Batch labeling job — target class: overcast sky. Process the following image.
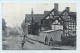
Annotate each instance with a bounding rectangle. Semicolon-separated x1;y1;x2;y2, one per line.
2;3;76;27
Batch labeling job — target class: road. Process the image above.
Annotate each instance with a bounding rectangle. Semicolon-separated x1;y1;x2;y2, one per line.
4;35;22;50
3;35;76;50
3;35;51;50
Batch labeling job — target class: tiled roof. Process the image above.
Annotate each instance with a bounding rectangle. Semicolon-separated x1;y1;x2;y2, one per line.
25;14;44;22
25;10;76;23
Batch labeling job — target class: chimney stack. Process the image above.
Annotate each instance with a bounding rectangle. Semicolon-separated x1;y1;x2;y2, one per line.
54;3;58;15
66;7;70;12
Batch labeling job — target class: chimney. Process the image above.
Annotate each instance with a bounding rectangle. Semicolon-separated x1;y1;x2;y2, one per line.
66;7;70;12
54;3;58;15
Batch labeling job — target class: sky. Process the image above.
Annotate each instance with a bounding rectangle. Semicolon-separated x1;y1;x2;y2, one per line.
2;3;76;27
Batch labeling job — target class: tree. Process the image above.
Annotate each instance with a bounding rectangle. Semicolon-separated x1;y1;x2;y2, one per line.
21;19;28;33
21;19;39;35
2;18;6;30
21;20;26;32
33;22;39;34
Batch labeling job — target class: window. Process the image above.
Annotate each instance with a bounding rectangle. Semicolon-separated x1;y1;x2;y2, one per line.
52;12;54;15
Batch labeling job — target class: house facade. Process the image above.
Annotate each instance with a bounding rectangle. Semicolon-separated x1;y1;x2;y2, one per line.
25;3;76;37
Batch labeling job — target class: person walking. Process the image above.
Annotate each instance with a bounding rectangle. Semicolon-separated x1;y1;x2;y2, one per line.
21;34;26;49
45;36;48;45
21;39;25;48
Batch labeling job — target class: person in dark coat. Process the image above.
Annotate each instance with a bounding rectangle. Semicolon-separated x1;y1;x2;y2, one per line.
49;37;54;46
21;39;25;48
21;34;26;48
45;36;48;45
